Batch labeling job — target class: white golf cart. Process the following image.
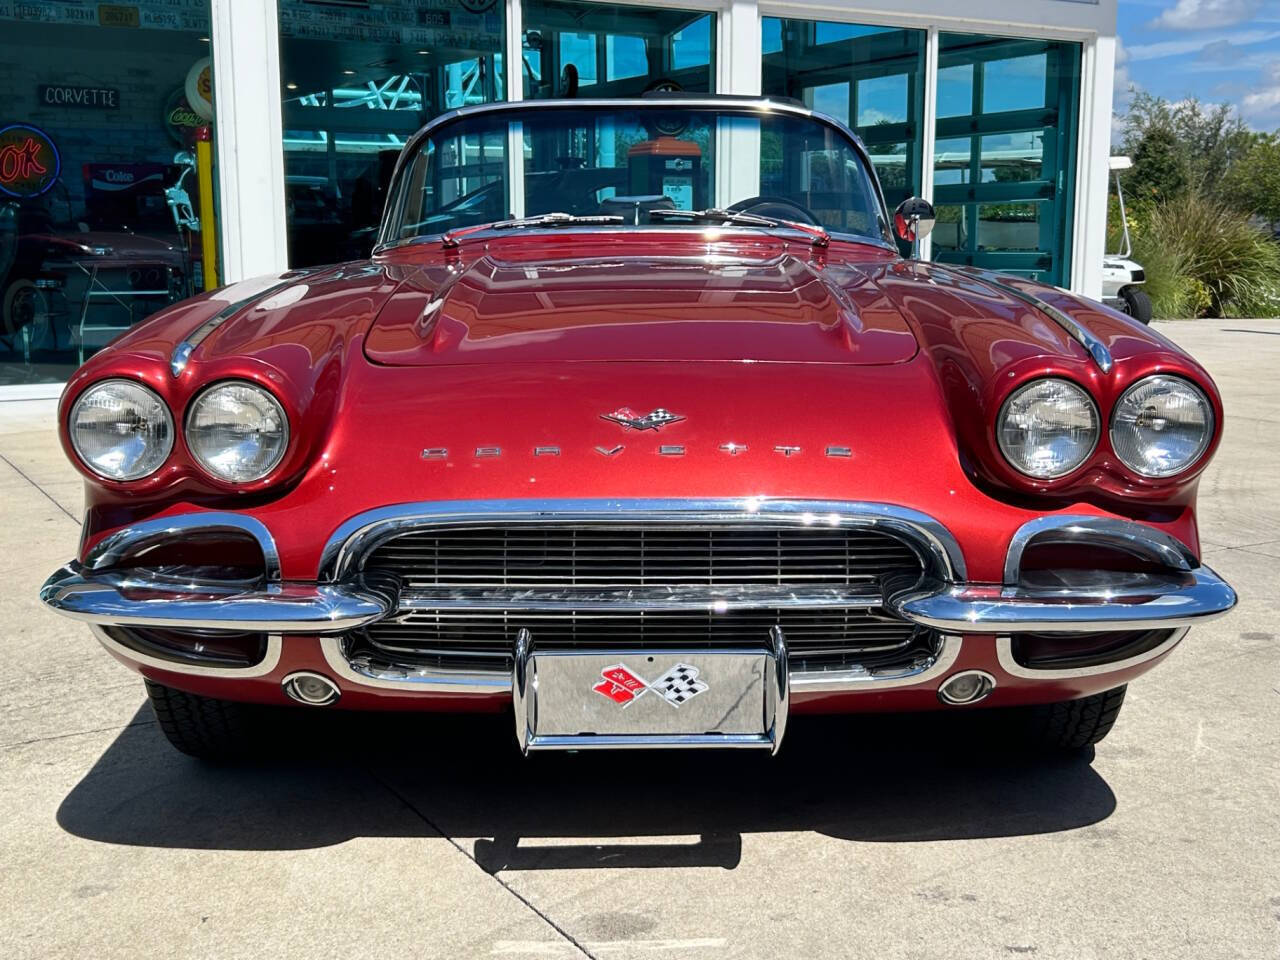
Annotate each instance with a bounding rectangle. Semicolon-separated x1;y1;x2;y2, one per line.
1102;155;1151;324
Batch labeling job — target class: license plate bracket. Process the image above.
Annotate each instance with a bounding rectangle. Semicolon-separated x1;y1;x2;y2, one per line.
512;627;788;753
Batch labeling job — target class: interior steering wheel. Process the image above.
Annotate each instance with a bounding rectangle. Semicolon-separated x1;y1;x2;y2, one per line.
727;196;821;225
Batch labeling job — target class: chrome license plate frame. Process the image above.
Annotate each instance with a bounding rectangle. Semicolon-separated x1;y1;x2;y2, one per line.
512;627;788;753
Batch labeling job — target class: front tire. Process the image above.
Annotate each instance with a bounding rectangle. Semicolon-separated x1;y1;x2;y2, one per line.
144;680;264;761
1019;686;1128;750
1120;287;1153;324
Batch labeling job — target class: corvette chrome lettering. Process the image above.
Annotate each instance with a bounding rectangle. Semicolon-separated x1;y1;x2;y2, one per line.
421;442;854;460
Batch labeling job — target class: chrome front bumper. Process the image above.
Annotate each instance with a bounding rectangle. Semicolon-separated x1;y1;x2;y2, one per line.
40;502;1238;691
40;564;1235;637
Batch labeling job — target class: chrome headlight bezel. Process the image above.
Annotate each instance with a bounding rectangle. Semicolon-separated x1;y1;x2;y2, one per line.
184;380;290;484
1110;375;1214;479
996;377;1101;480
68;378;175;482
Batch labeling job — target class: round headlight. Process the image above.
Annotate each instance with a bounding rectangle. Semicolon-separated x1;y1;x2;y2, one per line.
1110;375;1213;478
997;378;1099;479
69;379;174;481
186;382;288;483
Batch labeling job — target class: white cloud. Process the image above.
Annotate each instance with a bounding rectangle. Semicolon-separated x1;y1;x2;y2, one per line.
1241;62;1280;125
1126;29;1280;61
1112;38;1139;142
1151;0;1262;30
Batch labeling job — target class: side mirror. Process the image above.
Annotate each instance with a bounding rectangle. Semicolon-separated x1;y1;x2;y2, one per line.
893;197;936;255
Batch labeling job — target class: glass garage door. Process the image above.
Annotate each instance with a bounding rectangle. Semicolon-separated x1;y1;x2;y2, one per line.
522;0;715;99
931;34;1082;286
762;19;926;218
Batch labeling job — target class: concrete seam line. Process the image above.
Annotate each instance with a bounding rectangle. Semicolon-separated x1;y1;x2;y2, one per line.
0;718;156;752
0;452;79;525
367;768;598;960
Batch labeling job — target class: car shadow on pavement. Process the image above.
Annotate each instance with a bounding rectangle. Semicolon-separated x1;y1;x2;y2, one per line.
57;703;1116;869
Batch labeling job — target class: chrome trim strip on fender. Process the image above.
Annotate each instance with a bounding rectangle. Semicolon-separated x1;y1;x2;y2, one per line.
84;512;283;581
40;565;388;633
932;264;1115;374
90;625;284;678
170;277;300;377
891;566;1236;634
1003;515;1197;585
995;627;1190;679
318;497;967;584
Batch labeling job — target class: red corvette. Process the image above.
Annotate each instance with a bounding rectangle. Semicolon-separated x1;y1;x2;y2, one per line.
40;98;1235;758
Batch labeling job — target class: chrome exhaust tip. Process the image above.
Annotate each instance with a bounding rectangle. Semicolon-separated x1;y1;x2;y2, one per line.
938;670;995;706
282;671;341;706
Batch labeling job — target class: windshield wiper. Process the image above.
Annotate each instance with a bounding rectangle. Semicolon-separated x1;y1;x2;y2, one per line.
649;207;829;244
491;212;625;230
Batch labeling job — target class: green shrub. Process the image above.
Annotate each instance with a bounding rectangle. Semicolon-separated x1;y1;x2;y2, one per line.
1129;193;1280;318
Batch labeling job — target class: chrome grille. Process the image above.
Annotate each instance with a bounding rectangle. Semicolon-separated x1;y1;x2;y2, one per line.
363;525;922;588
357;521;932;673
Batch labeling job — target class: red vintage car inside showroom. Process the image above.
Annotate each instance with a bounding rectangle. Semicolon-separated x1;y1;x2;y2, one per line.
39;97;1236;759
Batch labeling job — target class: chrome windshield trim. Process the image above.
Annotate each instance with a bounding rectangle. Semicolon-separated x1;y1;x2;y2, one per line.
40;565;388;633
318;498;967;584
995;627;1189;680
84;513;282;581
1004;515;1197;585
890;566;1235;634
932;264;1114;374
91;625;284;678
374;97;894;253
396;583;886;613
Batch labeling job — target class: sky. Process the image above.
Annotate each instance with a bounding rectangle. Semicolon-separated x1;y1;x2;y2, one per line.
1117;0;1280;131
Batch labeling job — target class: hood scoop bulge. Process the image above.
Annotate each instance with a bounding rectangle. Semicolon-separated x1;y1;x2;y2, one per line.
364;247;918;366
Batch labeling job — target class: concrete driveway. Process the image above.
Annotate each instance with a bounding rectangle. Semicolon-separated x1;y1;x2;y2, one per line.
1;320;1276;959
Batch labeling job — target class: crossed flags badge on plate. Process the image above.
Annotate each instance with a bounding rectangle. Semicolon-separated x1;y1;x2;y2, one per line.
592;662;709;708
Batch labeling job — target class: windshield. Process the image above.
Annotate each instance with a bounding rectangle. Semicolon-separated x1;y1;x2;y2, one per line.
380;104;890;246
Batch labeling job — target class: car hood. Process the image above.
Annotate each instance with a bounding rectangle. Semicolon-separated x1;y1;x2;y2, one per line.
363;237;918;366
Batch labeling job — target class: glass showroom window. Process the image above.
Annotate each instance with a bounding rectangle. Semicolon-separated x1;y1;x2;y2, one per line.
762;17;925;231
931;34;1081;286
0;4;218;387
277;0;507;268
522;0;715;99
